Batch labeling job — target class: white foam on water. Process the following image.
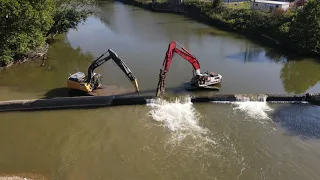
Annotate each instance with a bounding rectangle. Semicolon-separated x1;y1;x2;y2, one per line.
232;101;273;120
231;95;274;123
146;96;249;176
146;96;216;151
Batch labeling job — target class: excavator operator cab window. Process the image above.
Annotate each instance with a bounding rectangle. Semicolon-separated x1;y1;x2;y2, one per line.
91;74;102;88
209;72;219;77
69;72;86;82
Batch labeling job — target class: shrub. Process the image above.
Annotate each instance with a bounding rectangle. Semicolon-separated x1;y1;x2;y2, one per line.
288;0;320;54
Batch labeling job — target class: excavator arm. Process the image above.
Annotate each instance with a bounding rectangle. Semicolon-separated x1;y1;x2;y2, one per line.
156;41;202;97
86;49;139;92
108;49;139;92
86;50;112;83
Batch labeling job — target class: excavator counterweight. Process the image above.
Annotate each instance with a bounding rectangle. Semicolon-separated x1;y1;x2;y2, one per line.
67;49;139;96
156;41;222;97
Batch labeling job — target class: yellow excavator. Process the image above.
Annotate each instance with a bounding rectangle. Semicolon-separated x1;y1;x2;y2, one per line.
67;49;139;95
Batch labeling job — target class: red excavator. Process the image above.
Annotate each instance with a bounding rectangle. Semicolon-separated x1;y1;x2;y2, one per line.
156;41;223;97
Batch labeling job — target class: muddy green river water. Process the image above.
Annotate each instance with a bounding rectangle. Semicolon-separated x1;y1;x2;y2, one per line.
0;1;320;180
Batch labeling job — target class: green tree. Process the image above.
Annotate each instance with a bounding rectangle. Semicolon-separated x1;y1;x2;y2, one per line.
0;0;94;67
47;0;95;39
212;0;222;8
288;0;320;55
0;0;55;66
47;8;91;39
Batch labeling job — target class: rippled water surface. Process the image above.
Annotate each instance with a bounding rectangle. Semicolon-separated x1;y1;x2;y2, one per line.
1;98;320;180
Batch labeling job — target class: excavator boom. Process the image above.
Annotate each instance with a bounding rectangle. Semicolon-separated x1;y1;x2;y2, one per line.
161;41;201;75
86;49;139;92
156;41;202;97
86;50;111;83
108;49;139;92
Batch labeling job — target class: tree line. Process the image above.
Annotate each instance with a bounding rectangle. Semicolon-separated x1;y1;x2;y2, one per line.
1;0;319;68
196;0;320;56
0;0;94;67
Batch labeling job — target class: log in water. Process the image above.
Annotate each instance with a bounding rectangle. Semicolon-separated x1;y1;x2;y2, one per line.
0;93;319;112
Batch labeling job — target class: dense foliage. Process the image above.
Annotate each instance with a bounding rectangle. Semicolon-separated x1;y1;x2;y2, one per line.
288;0;320;54
48;8;91;39
0;0;93;67
0;0;54;65
212;0;221;8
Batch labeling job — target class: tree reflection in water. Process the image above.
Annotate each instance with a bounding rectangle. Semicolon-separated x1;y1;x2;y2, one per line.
226;40;320;94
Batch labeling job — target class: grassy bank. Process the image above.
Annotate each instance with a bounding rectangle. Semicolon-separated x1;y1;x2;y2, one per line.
119;0;320;57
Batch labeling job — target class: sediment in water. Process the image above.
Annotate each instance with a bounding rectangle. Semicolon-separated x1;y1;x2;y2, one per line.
0;93;319;112
0;173;47;180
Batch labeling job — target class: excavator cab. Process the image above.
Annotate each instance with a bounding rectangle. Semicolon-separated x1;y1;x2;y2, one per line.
91;73;103;89
67;49;139;95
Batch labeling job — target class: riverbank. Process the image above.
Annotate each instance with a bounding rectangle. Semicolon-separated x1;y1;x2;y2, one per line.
117;0;319;57
0;43;49;70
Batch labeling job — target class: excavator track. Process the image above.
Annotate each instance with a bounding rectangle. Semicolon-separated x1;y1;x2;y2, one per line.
185;85;220;91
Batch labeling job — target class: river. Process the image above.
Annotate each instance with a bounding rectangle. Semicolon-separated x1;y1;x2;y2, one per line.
0;1;320;179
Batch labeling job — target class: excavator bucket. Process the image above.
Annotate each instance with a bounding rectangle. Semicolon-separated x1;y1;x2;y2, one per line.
132;79;140;92
156;69;165;97
156;80;162;97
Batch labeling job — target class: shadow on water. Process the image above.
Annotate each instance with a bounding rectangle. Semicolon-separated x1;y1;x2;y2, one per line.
43;81;220;99
225;47;272;64
44;87;72;99
271;104;320;140
225;42;288;64
43;87;155;99
43;86;142;99
43;87;144;99
43;86;159;99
